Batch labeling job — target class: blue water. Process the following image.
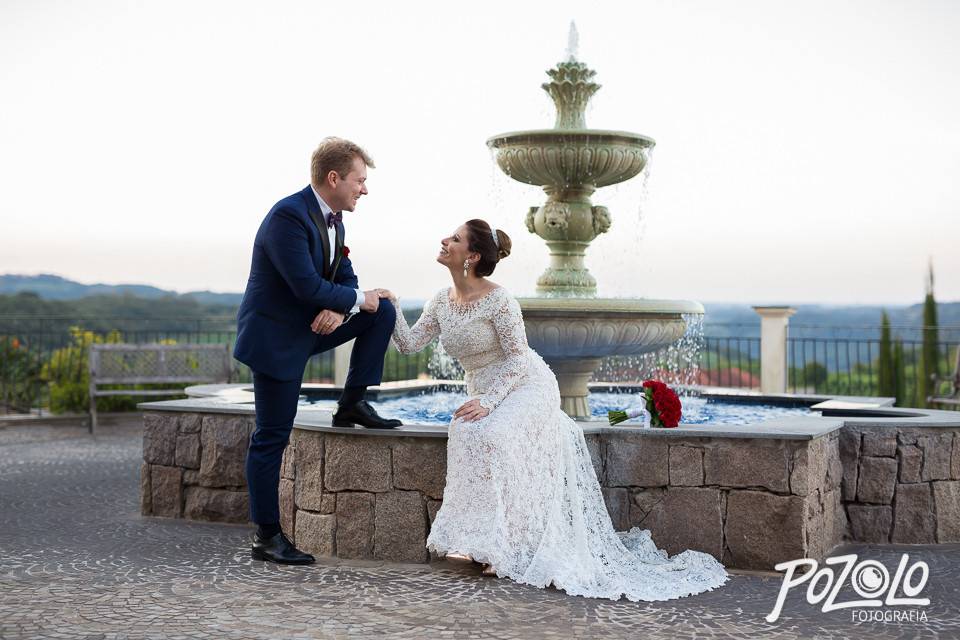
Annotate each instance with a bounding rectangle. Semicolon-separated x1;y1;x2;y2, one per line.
306;391;813;426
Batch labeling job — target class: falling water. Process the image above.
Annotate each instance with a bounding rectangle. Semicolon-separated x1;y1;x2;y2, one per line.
592;313;705;394
427;341;464;380
565;21;580;62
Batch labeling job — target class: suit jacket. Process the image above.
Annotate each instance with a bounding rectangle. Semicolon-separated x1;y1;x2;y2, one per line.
234;185;360;380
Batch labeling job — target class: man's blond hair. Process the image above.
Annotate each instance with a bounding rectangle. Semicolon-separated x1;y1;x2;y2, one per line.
310;137;375;189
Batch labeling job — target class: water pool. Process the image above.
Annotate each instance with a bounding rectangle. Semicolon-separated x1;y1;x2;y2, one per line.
304;391;814;426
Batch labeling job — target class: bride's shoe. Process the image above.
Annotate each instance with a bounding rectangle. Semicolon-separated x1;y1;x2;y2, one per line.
481;564;498;577
445;552;474;563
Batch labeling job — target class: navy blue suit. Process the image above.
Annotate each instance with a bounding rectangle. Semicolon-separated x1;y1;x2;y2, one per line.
234;185;396;525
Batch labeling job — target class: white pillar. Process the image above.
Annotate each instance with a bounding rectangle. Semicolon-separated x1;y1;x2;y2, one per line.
334;339;354;387
753;306;797;394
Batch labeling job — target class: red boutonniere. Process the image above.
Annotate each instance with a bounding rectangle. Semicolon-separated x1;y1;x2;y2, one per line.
342;246;350;258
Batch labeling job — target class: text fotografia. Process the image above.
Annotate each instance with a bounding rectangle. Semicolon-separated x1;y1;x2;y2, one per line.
766;553;929;624
850;609;928;624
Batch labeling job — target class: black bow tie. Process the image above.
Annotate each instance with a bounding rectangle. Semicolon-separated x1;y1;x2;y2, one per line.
326;211;342;228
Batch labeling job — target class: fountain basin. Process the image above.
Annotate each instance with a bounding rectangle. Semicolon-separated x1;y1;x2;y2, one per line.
519;297;704;417
487;129;655;188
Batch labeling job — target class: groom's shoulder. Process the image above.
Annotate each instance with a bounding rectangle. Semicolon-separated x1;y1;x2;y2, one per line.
270;186;312;213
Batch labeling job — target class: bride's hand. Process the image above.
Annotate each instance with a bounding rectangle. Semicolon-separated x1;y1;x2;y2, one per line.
454;399;489;422
374;288;396;301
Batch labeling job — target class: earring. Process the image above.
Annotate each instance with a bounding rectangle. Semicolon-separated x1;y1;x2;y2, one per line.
463;260;470;277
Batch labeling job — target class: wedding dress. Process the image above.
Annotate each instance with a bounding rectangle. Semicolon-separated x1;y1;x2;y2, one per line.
391;286;728;601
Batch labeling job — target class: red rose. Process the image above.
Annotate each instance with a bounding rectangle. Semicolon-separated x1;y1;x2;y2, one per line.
342;246;350;258
642;379;682;427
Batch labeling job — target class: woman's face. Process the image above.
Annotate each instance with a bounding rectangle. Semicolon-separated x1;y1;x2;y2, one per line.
438;224;476;269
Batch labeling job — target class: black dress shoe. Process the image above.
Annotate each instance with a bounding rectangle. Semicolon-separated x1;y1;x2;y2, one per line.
251;531;315;565
332;400;402;429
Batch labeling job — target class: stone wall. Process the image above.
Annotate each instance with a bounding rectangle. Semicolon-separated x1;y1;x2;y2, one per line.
840;426;960;544
140;410;960;571
592;432;844;570
141;412;253;522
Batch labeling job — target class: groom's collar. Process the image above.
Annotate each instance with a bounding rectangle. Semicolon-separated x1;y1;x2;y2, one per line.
310;185;334;217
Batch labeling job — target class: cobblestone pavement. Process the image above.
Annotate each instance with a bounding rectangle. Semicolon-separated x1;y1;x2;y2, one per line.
1;418;957;639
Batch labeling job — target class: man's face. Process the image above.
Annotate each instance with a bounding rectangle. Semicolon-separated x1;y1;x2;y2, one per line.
330;156;368;212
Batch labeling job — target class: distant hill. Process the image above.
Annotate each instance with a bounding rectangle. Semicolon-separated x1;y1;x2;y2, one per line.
702;302;960;340
1;273;957;340
0;274;243;306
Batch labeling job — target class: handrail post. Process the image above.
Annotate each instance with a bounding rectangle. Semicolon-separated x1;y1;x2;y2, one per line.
753;306;797;394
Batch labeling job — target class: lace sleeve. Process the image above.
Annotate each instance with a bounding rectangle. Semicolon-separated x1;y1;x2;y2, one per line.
476;291;529;412
392;292;441;354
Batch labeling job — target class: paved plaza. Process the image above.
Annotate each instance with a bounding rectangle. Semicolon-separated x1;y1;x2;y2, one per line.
0;417;957;639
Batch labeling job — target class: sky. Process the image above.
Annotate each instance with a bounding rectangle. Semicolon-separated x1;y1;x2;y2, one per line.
1;0;958;305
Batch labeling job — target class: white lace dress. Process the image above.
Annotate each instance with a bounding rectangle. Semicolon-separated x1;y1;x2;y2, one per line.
392;286;729;601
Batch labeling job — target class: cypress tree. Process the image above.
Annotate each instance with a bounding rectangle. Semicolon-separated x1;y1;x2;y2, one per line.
893;339;906;407
921;261;939;405
878;311;894;397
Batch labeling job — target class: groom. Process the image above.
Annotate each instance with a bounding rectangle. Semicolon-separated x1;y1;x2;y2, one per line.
234;137;401;565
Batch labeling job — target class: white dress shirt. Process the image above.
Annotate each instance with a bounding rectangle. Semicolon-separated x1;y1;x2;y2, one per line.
312;186;364;316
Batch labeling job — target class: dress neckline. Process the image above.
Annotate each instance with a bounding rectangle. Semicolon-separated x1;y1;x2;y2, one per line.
445;285;501;311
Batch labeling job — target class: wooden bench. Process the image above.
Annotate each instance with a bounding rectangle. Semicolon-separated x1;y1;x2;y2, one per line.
88;343;232;434
928;346;960;409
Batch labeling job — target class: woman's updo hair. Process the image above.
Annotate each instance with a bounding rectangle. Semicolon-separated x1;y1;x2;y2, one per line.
465;219;512;277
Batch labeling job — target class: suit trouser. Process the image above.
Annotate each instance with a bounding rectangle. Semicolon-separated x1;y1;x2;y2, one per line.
246;300;396;526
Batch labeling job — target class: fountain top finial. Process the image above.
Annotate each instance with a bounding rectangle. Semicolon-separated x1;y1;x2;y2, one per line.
565;21;579;62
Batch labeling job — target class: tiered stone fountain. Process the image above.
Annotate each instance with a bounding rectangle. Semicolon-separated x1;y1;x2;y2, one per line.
487;36;703;418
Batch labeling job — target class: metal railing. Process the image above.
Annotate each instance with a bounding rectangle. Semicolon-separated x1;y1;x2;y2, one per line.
1;315;956;414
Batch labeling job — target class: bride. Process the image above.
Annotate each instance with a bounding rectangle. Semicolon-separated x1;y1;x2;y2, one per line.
384;219;728;601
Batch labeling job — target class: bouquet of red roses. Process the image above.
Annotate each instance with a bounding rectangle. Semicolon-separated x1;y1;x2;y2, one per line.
607;380;682;428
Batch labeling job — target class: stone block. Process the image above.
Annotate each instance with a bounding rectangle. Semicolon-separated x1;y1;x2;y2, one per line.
898;445;922;483
198;415;252;487
175;433;201;469
724;490;805;571
932;481;960;543
669;446;703;487
183;486;249;523
919;433;952;481
281;444;295;480
825;435;843;491
321;494;336;514
856;457;897;504
627;487;666;531
892;483;935;543
150;464;183;518
374;491;428;563
324;434;391;493
279;478;295;535
143;413;178;466
336;492;375;559
294;431;325;511
140;462;152;515
604;434;668;487
427;500;442;527
602;487;630;531
178;413;202;434
839;428;861;502
862;431;897;457
584;435;604;483
392;438;447;499
703;440;790;493
295;511;336;557
656;487;723;559
847;505;892;543
953;434;960;479
183;469;199;485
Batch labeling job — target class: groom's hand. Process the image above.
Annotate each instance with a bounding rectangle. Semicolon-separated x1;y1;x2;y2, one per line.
454;399;490;422
360;290;380;313
311;310;344;335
